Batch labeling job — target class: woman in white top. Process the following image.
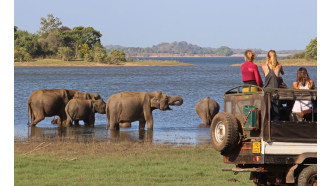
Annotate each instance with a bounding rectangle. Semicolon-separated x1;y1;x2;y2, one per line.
291;67;315;121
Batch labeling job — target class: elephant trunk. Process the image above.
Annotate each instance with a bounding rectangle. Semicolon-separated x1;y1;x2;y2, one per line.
168;96;183;106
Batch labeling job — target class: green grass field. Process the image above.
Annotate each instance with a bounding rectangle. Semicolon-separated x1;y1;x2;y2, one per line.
14;59;191;67
14;140;253;185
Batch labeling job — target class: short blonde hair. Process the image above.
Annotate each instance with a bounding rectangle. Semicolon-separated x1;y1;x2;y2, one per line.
244;50;256;61
267;50;279;71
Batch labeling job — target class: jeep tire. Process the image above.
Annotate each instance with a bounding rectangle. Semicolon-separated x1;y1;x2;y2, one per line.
297;165;317;186
210;112;239;155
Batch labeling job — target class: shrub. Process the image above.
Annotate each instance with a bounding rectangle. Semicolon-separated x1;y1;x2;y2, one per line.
305;37;317;60
293;51;306;59
107;49;126;64
84;52;94;62
57;47;74;61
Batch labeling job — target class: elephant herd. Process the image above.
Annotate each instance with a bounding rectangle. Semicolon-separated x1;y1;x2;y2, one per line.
27;89;220;130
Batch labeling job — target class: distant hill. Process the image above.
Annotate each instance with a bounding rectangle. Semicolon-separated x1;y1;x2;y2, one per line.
104;41;302;57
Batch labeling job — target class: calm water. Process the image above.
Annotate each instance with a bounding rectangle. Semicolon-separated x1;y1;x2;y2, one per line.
14;57;317;145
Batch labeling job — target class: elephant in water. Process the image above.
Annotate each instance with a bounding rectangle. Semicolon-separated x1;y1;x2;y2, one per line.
106;91;183;130
73;92;101;101
195;97;220;127
65;99;106;126
27;89;78;126
52;92;104;125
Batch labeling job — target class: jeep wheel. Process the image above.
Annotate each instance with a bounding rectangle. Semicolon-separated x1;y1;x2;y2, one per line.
210;113;239;155
298;165;317;186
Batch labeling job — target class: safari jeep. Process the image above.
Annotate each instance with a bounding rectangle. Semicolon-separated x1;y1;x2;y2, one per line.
210;85;317;185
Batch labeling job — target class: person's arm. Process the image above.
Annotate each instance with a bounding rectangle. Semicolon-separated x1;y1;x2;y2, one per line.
261;64;266;77
309;80;315;89
293;82;299;89
254;65;263;87
279;65;284;75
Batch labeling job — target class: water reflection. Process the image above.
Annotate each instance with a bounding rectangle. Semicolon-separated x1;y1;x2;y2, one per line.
28;126;153;143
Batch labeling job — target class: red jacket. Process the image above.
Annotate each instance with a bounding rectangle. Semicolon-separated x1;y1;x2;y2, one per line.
241;61;263;87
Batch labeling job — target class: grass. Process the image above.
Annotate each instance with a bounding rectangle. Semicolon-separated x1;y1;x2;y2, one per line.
14;139;253;186
14;58;191;67
231;58;317;66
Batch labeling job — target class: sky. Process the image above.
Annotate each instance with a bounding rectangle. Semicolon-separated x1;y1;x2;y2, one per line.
14;0;316;50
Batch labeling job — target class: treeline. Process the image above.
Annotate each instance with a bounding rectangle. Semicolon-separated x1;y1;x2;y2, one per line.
14;14;126;64
105;41;302;57
289;37;317;60
105;41;235;57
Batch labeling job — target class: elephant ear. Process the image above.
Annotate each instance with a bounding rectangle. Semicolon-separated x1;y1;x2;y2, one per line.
150;97;160;108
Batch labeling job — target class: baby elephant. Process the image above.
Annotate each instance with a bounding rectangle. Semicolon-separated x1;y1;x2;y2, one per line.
65;99;106;126
195;97;220;127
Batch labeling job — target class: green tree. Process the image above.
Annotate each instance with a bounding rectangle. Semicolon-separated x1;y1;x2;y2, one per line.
38;29;63;56
92;42;106;62
71;26;102;58
39;14;62;35
305;37;317;59
57;47;74;61
215;46;233;56
14;27;42;58
107;49;126;64
14;47;32;62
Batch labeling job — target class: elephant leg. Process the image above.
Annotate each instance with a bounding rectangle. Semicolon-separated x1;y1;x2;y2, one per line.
139;120;146;130
30;111;44;126
87;114;95;126
65;118;72;127
109;121;119;130
143;108;153;130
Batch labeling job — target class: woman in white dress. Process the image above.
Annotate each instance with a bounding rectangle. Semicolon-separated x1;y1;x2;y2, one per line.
291;67;315;121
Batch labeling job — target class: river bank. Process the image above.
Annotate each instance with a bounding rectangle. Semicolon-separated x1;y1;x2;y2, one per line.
231;58;317;66
14;59;192;67
14;138;253;185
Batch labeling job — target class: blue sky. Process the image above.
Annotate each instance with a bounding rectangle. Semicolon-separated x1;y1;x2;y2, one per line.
15;0;316;50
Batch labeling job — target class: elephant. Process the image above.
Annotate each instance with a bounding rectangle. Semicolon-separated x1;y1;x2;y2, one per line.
27;89;78;126
106;91;183;130
65;98;106;126
51;92;104;125
195;97;220;127
73;92;102;101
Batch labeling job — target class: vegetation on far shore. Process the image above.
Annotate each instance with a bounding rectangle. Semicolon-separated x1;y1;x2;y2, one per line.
14;139;253;186
231;58;317;67
14;59;191;67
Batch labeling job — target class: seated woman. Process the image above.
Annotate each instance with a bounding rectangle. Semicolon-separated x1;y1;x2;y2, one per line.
291;67;315;121
241;50;263;92
261;50;285;88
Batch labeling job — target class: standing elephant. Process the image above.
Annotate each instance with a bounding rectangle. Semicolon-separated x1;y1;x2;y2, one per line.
195;97;220;127
73;92;101;101
65;99;106;126
54;92;103;125
106;91;183;130
27;89;78;126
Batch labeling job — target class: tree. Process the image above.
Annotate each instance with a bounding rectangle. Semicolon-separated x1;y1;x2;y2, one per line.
39;14;62;35
215;46;233;56
14;27;42;58
107;49;126;64
38;29;63;56
71;26;102;58
305;37;317;59
14;47;32;62
92;42;106;62
57;47;74;61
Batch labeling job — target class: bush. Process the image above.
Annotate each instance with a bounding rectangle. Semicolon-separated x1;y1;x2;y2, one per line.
14;47;32;62
57;47;74;61
305;37;317;59
107;49;126;64
84;52;94;62
293;51;306;59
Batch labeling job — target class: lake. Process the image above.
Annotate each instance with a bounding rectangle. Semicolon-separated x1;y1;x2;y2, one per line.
14;57;317;145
